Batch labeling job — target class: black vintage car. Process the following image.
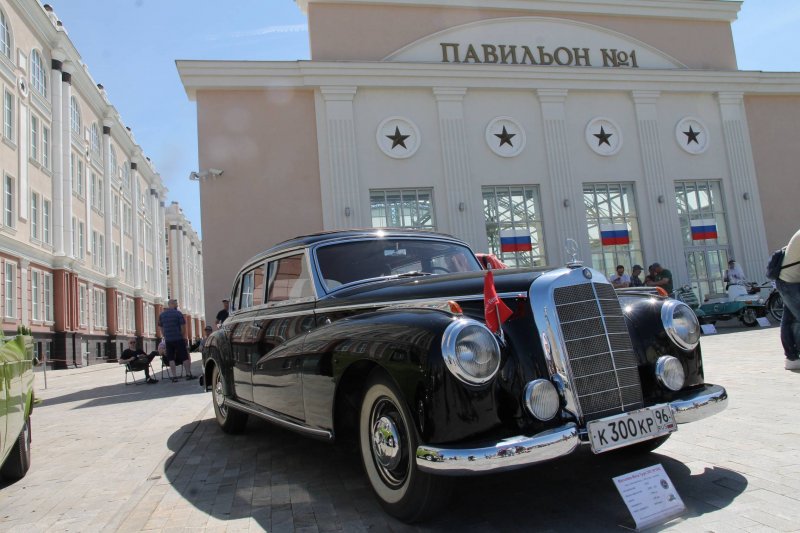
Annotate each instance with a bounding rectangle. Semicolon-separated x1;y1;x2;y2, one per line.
201;229;727;522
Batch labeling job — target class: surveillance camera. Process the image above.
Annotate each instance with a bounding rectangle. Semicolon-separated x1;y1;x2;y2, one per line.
208;168;224;177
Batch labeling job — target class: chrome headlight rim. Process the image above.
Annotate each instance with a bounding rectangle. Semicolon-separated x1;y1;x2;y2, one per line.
661;299;701;351
524;379;560;421
655;355;686;391
441;318;501;386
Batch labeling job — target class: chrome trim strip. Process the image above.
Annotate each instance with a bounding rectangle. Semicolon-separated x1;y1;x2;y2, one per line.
224;398;333;440
315;292;526;315
415;423;578;475
669;384;728;424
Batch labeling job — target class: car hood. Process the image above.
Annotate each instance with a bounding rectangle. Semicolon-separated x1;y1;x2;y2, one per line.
317;268;544;308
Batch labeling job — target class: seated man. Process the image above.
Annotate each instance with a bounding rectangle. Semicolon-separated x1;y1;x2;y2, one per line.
120;339;158;384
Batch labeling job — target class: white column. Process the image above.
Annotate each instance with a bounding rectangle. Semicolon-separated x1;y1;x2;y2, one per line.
159;201;167;300
50;57;65;256
102;119;114;275
61;62;75;258
130;162;142;289
319;87;360;229
17;100;29;222
537;89;590;263
433;87;483;249
717;92;770;281
631;91;687;282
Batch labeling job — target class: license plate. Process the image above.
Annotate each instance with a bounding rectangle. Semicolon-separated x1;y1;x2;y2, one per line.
587;404;677;454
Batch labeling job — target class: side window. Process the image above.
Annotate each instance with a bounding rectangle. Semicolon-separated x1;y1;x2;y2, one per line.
267;254;313;302
238;263;266;310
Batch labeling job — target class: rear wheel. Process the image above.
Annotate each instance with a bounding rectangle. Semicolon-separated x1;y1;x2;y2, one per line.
212;365;248;434
741;307;758;327
1;416;31;481
358;372;449;522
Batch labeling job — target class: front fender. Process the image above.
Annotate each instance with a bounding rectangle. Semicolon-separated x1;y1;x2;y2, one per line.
302;308;455;436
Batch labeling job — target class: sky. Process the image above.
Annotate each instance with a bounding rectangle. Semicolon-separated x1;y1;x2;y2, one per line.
46;0;800;239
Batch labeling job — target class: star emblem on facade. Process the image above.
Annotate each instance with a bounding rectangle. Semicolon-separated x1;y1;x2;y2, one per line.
594;126;613;146
494;126;516;147
386;126;410;149
684;126;701;145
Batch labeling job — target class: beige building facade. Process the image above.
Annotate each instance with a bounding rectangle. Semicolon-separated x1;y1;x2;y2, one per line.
179;0;800;321
0;0;203;367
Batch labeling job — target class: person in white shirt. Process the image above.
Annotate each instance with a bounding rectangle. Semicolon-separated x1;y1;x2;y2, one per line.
610;265;630;288
723;259;747;286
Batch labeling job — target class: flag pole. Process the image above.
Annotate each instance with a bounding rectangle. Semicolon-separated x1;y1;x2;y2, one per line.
495;305;505;344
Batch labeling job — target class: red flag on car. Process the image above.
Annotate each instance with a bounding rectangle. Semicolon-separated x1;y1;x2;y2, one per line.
484;270;513;333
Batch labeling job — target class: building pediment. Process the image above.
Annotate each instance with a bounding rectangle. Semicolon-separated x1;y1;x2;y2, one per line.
384;17;686;69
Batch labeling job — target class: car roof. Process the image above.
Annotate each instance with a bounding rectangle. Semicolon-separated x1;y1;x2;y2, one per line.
241;229;470;268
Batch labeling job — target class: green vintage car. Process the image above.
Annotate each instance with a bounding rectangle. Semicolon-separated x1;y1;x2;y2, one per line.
0;330;36;481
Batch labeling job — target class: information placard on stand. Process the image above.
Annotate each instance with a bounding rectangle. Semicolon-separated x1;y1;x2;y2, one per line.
613;464;685;531
700;324;717;335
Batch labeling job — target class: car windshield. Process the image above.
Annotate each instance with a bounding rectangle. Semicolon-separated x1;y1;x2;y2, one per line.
315;238;482;289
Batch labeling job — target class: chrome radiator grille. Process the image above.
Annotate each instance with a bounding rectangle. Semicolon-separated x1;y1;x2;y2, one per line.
553;282;643;422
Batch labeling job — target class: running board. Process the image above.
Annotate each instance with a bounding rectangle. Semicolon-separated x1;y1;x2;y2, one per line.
224;398;333;440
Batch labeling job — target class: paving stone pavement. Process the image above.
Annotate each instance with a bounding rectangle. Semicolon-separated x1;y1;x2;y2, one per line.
1;325;799;532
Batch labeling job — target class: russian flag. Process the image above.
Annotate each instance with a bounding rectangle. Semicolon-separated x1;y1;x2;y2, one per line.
600;223;630;246
690;219;718;240
500;229;532;253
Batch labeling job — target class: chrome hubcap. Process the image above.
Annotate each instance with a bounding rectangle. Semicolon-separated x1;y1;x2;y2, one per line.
371;415;401;470
214;373;228;417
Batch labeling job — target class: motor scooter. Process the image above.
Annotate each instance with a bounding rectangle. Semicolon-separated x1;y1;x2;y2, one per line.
695;281;767;327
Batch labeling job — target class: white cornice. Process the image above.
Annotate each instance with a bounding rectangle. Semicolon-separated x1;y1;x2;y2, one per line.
177;60;800;98
294;0;741;22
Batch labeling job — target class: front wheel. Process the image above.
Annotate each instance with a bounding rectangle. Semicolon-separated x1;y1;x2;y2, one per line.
359;372;449;522
741;307;758;327
1;416;31;480
768;293;784;323
212;365;248;434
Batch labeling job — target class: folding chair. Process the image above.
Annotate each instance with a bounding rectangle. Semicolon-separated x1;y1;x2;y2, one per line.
160;355;185;381
124;361;156;385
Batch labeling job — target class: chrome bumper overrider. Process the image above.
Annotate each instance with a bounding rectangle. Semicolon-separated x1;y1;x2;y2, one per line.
669;383;728;424
415;423;579;475
416;384;727;475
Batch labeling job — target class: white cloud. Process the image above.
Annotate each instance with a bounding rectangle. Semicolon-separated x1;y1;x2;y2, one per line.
207;24;308;41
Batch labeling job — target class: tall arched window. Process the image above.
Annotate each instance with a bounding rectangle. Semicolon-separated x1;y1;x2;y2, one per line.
90;123;100;156
122;161;130;191
30;50;47;97
70;96;81;134
0;9;11;60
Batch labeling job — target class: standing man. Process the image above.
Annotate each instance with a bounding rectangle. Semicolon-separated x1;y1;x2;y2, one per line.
777;228;800;370
646;263;674;294
609;265;630;288
158;299;194;381
215;299;230;329
629;265;644;287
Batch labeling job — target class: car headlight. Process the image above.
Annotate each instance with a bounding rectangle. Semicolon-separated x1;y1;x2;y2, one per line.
524;379;560;421
442;318;501;385
655;355;686;391
661;300;701;351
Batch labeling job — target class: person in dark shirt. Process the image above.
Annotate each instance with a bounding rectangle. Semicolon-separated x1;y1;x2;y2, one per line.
158;299;193;382
646;262;674;294
629;264;644;287
119;339;158;384
215;299;230;329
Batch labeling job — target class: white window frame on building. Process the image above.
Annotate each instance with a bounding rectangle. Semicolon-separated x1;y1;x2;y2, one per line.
4;174;14;228
30;191;39;241
583;182;644;279
70;96;81;136
482;184;547;268
30;113;39;162
31;269;40;322
4;261;15;318
3;89;13;142
0;8;11;59
675;179;732;300
78;283;88;326
43;198;51;244
93;288;106;328
370;188;435;230
43;271;52;322
42;124;50;169
30;49;47;98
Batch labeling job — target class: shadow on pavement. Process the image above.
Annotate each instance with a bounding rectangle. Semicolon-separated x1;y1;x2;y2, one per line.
38;364;205;409
163;415;747;531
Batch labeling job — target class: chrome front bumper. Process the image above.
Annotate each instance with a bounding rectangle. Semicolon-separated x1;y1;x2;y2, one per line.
416;424;579;475
416;384;728;475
